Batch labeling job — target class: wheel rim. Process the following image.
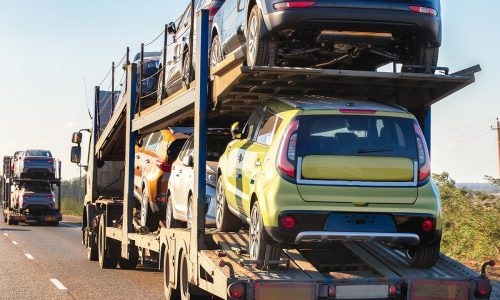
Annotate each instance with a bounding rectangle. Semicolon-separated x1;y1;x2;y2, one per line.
249;204;260;260
182;55;190;86
166;200;172;228
211;37;221;70
141;192;148;227
187;196;192;229
216;177;224;229
247;14;258;66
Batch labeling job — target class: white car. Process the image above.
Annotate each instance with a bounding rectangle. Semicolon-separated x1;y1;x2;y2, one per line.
166;130;231;228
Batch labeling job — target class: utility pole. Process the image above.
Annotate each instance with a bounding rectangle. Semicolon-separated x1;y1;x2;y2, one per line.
492;118;500;177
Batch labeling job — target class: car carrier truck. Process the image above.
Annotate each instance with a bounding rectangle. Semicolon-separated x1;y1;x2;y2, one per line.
2;156;62;226
69;9;495;300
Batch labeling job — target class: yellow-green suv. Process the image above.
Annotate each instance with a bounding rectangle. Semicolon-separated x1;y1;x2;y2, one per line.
216;96;442;268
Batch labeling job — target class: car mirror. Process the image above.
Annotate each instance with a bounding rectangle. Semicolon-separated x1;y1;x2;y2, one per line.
182;155;194;167
70;146;81;164
72;132;82;145
231;122;242;140
167;22;177;35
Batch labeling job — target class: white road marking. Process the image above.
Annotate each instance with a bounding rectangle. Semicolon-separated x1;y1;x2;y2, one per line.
12;241;18;245
25;253;34;260
50;279;68;291
3;233;7;236
60;222;80;228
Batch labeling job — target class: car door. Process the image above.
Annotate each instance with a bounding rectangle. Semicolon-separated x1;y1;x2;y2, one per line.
220;0;246;55
224;107;264;217
166;5;191;92
172;136;194;219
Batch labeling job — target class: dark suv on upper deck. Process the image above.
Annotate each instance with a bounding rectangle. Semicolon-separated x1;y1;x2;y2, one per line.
210;0;441;72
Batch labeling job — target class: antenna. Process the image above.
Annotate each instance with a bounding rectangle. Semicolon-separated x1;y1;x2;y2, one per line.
83;75;92;120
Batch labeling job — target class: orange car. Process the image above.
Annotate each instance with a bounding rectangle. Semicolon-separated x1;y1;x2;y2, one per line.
134;128;190;231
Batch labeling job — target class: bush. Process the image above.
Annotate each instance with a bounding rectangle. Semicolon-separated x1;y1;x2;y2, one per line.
60;197;82;216
434;173;499;264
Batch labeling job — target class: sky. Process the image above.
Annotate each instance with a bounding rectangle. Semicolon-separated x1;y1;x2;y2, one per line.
0;0;499;183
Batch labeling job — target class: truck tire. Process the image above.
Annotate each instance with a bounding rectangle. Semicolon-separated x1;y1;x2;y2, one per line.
406;240;440;268
3;213;7;223
119;255;139;270
215;175;242;232
249;201;281;268
47;221;59;226
163;249;181;300
98;215;119;269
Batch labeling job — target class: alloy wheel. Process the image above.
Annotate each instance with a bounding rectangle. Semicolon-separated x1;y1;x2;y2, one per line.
186;196;193;229
140;192;149;228
215;177;224;229
249;204;260;260
247;15;258;66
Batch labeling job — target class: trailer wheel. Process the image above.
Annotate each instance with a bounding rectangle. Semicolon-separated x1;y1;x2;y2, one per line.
98;215;119;269
7;214;17;226
406;240;440;268
119;255;139;270
3;213;7;223
215;175;241;232
163;249;181;300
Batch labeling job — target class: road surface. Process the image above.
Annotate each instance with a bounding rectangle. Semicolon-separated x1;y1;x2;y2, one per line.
0;216;164;300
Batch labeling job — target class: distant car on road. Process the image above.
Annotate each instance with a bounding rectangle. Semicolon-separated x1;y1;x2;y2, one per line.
134;128;190;231
11;181;55;212
211;0;441;72
14;150;56;179
166;129;231;228
157;0;224;100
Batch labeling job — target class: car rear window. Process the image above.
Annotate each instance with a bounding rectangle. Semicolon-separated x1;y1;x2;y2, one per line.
297;115;417;159
26;150;52;157
23;182;51;193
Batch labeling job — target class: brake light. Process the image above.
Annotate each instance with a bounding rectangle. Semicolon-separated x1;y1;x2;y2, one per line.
422;218;434;232
475;279;492;298
414;124;430;182
409;5;438;17
277;120;300;178
48;159;54;163
389;285;397;296
156;160;172;173
228;282;246;299
339;109;377;114
274;1;316;10
280;215;297;229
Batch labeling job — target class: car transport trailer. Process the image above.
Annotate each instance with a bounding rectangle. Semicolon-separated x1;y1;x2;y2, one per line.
72;9;495;300
1;156;62;226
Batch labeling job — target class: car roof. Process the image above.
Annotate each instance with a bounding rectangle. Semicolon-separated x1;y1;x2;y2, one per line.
270;95;408;113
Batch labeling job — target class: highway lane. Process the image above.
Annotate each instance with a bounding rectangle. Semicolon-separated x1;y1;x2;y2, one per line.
0;218;165;300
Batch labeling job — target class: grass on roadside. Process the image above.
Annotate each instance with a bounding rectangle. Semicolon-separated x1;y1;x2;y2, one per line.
60;197;83;216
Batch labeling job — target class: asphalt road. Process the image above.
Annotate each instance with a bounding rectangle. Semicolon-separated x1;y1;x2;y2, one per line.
0;217;164;300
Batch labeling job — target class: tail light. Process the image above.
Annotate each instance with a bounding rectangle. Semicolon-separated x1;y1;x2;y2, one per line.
328;286;336;297
22;194;30;199
339;109;377;115
23;159;31;163
414;124;430;182
409;5;438;17
280;215;297;229
274;1;316;10
48;159;55;163
475;279;492;298
422;218;434;232
389;285;397;296
227;282;246;299
156;160;172;173
277;119;300;178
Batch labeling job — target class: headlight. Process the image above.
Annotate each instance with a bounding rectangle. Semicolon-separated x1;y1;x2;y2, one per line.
206;173;217;187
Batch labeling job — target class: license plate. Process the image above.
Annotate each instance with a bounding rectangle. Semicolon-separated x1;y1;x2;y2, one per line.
255;282;316;300
336;285;389;299
411;280;468;300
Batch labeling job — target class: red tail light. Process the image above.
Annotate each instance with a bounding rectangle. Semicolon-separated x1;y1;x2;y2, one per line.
422;218;434;232
156;160;172;173
228;282;246;299
208;6;220;17
475;279;492;298
274;1;316;10
48;159;54;163
22;194;29;199
23;159;31;163
389;285;397;296
277;120;300;178
280;215;297;229
409;5;438;17
414;124;430;182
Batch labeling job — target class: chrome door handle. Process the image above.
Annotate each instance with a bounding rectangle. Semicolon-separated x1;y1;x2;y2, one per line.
145;159;150;163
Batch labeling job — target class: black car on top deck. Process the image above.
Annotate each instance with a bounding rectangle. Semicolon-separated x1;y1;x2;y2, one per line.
210;0;441;72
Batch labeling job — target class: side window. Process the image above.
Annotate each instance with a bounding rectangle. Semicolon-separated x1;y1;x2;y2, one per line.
146;132;162;151
256;112;282;146
178;137;193;160
242;108;263;141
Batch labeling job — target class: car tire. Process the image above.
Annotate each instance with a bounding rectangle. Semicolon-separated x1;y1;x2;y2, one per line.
403;44;439;74
141;189;159;232
215;175;242;232
163;249;181;300
166;195;181;229
246;5;273;67
86;228;98;262
186;195;193;229
98;215;119;269
181;52;193;90
406;240;440;268
249;201;281;268
210;34;223;75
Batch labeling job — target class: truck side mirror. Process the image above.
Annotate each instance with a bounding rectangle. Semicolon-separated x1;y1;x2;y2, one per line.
167;22;177;35
72;132;83;145
231;122;242;140
70;146;81;164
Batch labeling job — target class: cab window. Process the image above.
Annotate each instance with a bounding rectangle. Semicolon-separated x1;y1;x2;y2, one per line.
146;132;163;151
242;108;263;141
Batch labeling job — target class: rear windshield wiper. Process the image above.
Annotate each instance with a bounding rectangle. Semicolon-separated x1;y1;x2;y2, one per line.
357;148;394;154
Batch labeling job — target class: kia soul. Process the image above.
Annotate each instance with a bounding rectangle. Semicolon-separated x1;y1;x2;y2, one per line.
216;96;441;268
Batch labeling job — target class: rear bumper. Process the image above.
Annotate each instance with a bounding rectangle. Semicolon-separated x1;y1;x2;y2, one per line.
265;211;441;247
8;210;62;223
262;7;441;45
